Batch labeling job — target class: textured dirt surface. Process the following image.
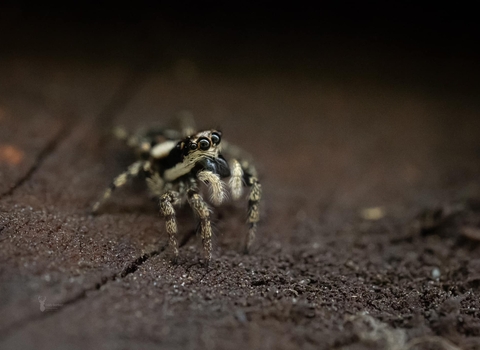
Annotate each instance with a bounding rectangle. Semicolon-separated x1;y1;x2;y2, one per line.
1;8;480;350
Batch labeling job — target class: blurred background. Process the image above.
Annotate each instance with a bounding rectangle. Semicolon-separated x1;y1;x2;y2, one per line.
1;3;478;79
1;3;479;210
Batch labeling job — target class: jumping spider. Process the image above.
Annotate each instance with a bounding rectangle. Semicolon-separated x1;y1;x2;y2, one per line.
92;117;261;262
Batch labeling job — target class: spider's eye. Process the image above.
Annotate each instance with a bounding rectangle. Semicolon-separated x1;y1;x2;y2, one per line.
189;142;197;150
211;132;221;145
198;138;210;150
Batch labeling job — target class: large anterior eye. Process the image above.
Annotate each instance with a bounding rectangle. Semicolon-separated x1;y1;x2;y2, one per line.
211;132;221;145
198;138;210;150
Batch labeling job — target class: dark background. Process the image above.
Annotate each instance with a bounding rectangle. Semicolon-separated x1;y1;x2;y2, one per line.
1;3;478;79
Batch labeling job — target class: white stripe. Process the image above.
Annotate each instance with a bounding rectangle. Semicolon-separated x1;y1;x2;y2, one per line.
164;149;218;182
164;161;196;181
151;140;178;159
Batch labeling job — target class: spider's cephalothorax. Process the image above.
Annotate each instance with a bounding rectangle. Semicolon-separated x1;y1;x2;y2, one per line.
92;119;261;263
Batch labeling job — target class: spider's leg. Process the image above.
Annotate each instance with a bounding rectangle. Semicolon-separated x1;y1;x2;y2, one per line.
113;126;147;151
197;170;228;206
243;170;262;253
187;188;213;262
92;160;145;213
222;143;261;252
112;125;130;141
159;190;181;261
221;141;256;175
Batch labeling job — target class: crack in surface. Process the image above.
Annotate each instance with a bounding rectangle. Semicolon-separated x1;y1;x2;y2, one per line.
119;246;164;278
0;245;166;340
0;66;156;339
0;55;153;202
0;124;70;200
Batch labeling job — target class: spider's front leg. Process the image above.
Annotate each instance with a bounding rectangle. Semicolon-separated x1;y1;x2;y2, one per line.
220;144;262;252
92;160;145;213
230;158;261;253
245;172;262;253
187;188;213;262
159;190;181;261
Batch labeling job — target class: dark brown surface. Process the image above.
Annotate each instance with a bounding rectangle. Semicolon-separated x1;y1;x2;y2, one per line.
1;9;480;350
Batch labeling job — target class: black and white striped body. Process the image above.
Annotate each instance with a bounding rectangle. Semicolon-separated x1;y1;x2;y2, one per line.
151;134;231;182
93;123;261;263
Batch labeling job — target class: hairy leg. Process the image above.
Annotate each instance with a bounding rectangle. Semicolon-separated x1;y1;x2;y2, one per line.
187;189;213;262
221;141;257;176
242;165;262;253
159;190;181;261
112;126;152;154
223;143;262;252
92;160;145;213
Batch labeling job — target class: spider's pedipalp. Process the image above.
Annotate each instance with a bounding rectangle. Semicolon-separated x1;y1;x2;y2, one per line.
228;159;244;200
159;190;180;261
92;160;145;213
197;170;228;206
187;189;213;262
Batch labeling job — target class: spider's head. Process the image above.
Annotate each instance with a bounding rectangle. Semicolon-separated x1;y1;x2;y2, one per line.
164;129;228;181
182;130;222;157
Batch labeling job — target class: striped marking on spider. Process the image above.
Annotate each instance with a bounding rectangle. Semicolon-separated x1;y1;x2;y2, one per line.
92;119;261;263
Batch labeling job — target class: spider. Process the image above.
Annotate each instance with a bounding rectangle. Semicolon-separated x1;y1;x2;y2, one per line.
92;116;261;263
